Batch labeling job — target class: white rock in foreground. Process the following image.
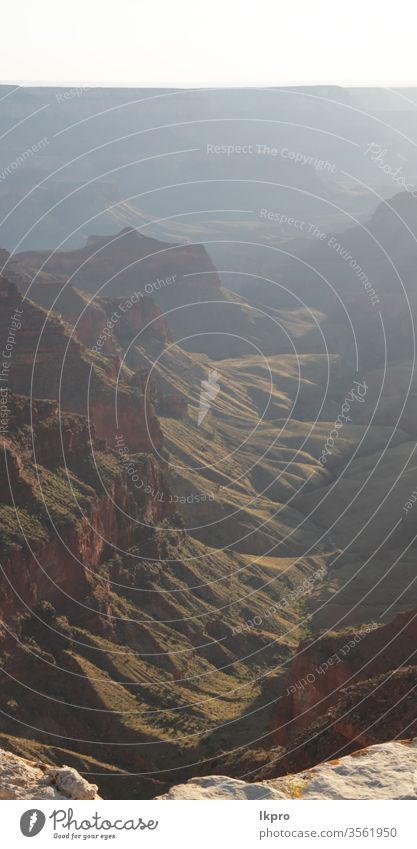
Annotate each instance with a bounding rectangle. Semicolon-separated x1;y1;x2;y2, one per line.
0;749;100;800
158;775;289;800
157;740;417;800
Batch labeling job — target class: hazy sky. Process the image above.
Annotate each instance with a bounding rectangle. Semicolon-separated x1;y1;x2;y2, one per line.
2;0;416;86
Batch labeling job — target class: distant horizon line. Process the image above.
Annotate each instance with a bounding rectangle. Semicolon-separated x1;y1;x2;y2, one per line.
1;80;417;90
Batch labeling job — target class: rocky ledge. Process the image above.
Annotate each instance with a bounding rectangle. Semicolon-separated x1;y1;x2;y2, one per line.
0;749;100;800
157;739;417;800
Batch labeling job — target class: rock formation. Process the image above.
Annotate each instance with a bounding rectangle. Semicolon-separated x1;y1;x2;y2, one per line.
156;739;417;800
0;749;100;800
15;228;284;357
0;275;163;452
0;393;173;622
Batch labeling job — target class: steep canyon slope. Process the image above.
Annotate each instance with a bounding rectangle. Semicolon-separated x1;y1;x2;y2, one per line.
0;189;416;798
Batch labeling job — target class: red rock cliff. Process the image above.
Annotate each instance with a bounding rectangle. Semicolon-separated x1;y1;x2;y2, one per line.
0;276;163;452
272;608;417;748
0;394;173;624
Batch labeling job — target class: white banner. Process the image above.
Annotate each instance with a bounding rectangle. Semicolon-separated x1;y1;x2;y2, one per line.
1;799;413;848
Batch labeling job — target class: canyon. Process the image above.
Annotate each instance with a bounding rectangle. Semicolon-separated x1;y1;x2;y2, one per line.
0;204;416;797
0;83;416;801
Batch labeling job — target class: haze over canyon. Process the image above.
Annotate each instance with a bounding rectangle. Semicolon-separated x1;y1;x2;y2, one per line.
0;85;417;799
